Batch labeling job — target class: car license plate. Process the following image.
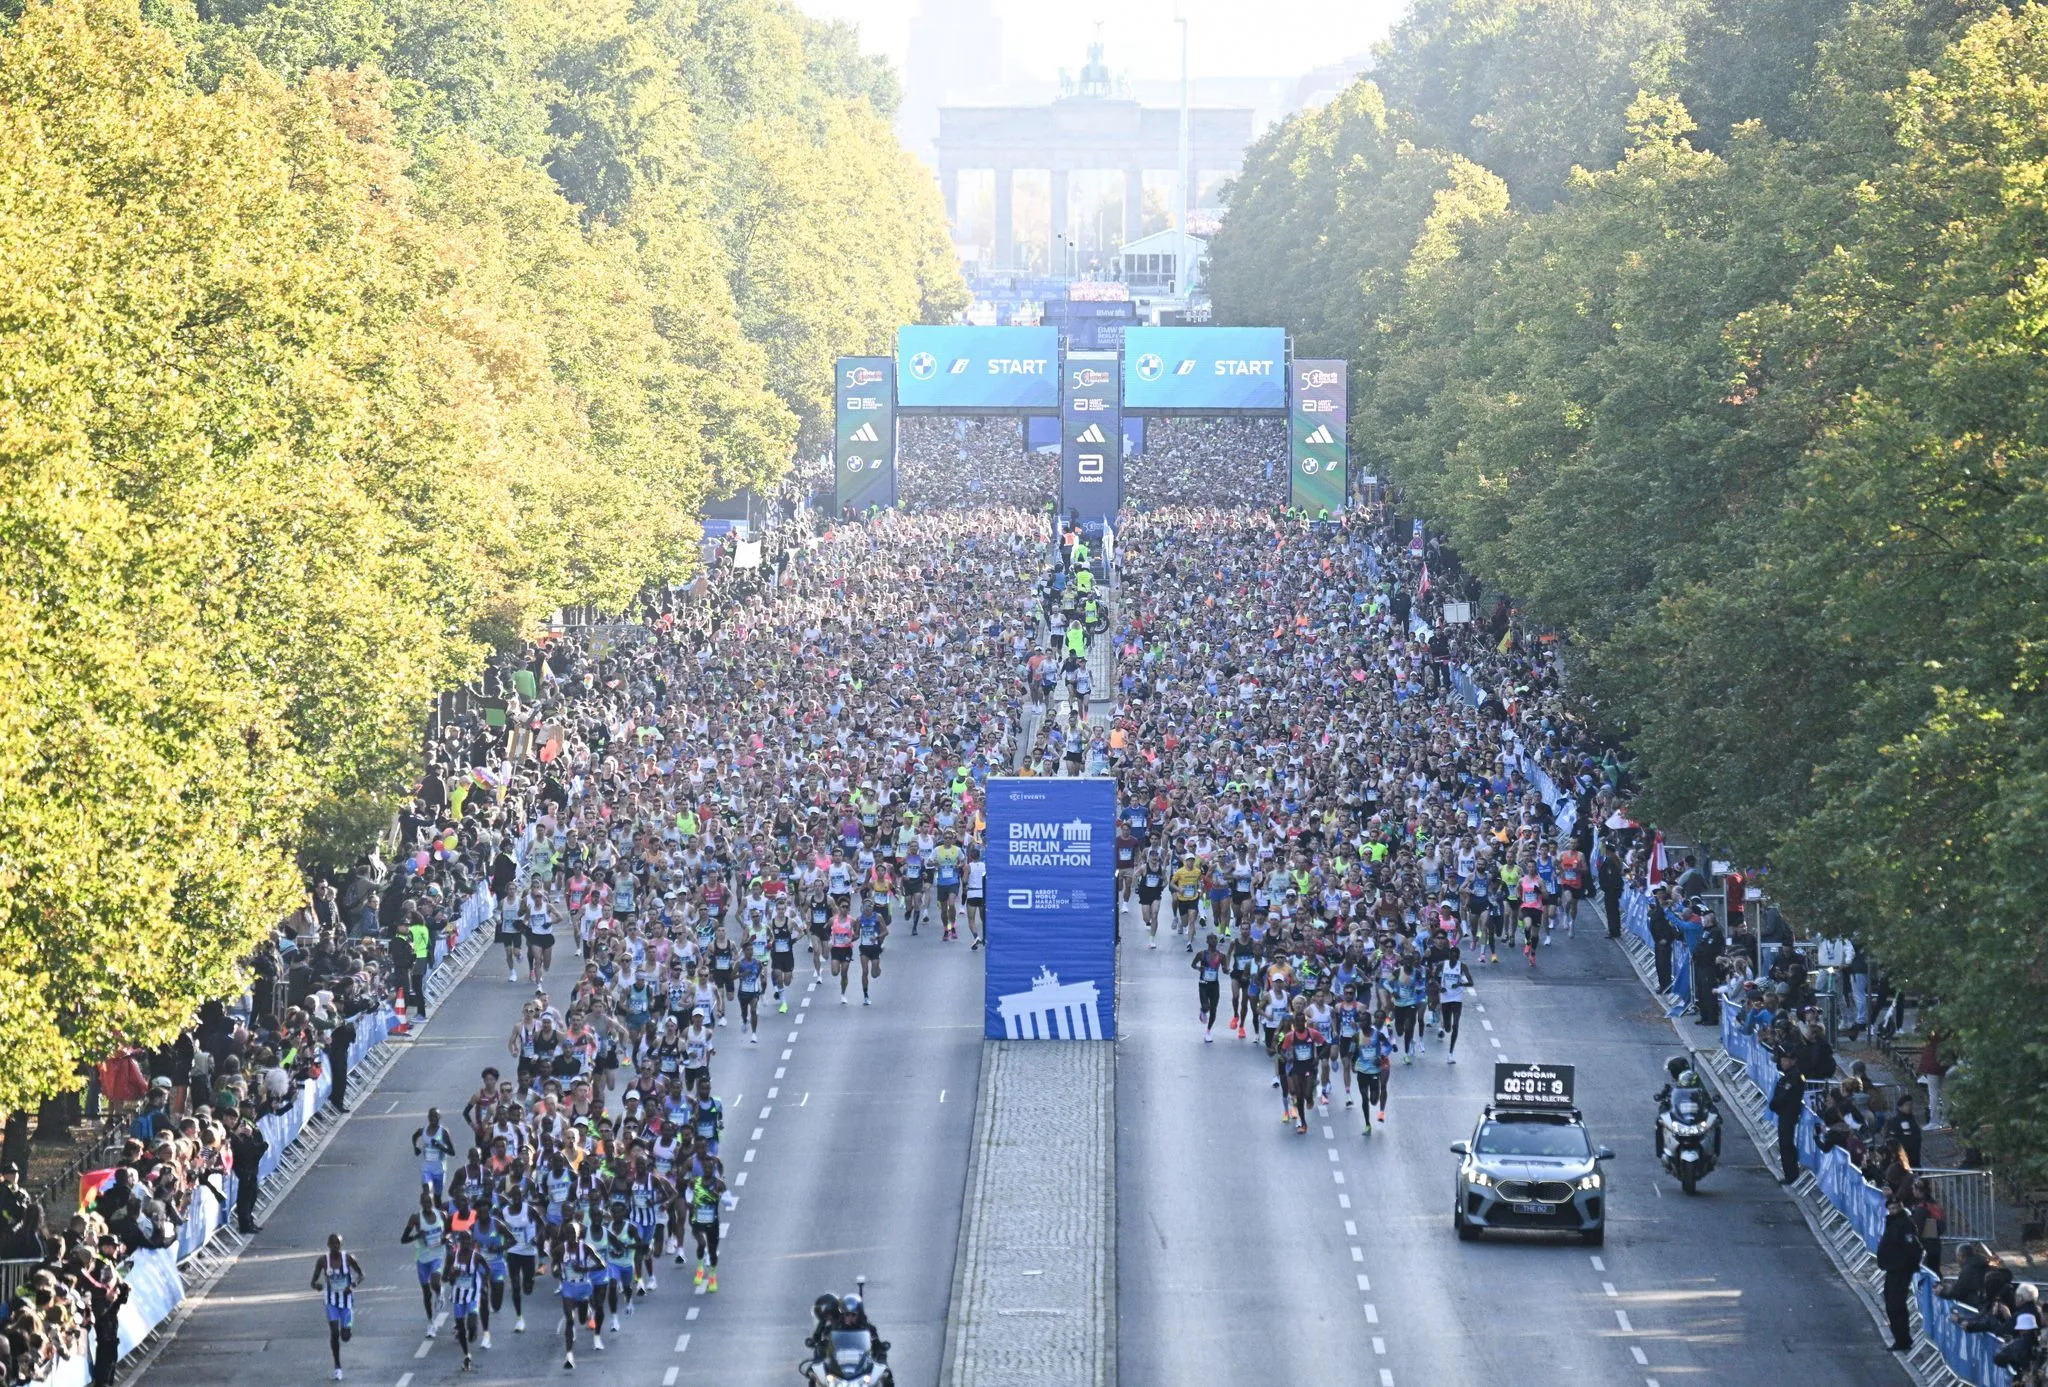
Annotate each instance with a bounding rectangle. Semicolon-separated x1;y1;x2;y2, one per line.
1512;1201;1551;1215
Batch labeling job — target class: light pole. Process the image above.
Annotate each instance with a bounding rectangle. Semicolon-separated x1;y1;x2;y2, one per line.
1176;16;1190;293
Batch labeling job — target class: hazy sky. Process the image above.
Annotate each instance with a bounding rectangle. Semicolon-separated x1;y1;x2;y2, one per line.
789;0;1406;85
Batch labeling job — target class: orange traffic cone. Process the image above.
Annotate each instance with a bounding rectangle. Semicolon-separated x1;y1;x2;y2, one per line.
390;989;410;1036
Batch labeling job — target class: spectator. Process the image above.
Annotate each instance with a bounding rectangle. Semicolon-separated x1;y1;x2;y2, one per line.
1767;1052;1806;1184
224;1104;267;1236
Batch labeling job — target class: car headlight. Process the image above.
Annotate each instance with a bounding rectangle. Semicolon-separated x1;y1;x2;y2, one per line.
1466;1168;1493;1188
1575;1172;1603;1190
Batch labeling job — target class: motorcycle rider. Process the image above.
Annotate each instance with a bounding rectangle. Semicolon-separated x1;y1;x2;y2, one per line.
806;1290;890;1364
1653;1055;1720;1158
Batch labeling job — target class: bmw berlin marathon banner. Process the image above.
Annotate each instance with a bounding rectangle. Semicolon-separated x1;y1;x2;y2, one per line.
895;325;1060;411
985;778;1117;1041
1060;351;1123;524
1290;358;1348;514
834;356;897;513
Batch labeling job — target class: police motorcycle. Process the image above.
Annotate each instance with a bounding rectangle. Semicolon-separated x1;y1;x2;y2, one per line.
799;1277;893;1386
1654;1055;1722;1195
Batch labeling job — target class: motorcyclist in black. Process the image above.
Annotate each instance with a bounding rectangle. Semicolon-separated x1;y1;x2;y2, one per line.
807;1292;890;1363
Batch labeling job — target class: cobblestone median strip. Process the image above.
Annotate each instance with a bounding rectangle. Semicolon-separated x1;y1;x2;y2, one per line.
941;1041;1115;1387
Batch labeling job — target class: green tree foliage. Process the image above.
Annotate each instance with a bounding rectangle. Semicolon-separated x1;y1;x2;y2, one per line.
0;0;952;1106
1216;0;2048;1169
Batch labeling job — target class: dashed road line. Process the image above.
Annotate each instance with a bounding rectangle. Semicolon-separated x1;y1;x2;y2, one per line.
1616;1310;1633;1332
663;1368;679;1385
674;1332;691;1351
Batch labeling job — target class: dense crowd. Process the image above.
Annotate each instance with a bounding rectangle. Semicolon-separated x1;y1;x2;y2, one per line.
1098;499;1608;1133
897;418;1052;510
1123;418;1287;509
317;505;1046;1375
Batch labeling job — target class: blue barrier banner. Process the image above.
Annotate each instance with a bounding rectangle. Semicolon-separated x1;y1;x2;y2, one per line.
984;777;1117;1040
897;326;1059;410
1123;327;1286;411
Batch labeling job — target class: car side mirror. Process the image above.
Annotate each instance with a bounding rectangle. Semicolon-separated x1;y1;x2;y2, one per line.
1595;1146;1615;1161
1449;1141;1470;1156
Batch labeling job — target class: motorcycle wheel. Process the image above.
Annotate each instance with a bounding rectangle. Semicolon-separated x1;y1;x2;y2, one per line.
1681;1173;1697;1196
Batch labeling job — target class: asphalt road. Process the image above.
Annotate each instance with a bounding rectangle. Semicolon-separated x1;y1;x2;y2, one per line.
1115;904;1912;1387
144;915;983;1387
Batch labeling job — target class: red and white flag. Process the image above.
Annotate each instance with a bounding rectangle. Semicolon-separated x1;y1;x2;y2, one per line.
1418;564;1432;597
1647;831;1667;886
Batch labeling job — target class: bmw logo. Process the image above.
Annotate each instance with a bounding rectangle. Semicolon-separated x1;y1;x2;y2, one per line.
908;352;937;380
1135;354;1164;382
1302;458;1320;474
847;457;865;472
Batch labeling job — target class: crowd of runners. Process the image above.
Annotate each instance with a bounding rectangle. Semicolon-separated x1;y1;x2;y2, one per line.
317;506;1041;1376
1104;505;1605;1135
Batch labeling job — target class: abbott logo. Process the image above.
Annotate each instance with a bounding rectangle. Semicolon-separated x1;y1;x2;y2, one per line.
850;422;879;443
1006;889;1034;910
1007;818;1094;867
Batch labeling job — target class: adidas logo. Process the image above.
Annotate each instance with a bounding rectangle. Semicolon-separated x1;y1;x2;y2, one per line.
1076;424;1106;444
1303;424;1334;446
850;422;879;443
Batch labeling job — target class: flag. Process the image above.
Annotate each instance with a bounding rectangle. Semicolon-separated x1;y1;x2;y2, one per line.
1103;519;1115;565
1648;831;1667;886
1497;628;1513;654
1418;564;1432;597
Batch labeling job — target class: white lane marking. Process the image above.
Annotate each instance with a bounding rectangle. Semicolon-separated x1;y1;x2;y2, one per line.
1363;1303;1379;1324
1327;1149;1340;1163
1355;1273;1370;1291
1323;1126;1335;1140
1480;1019;1495;1032
686;1308;699;1322
787;1031;800;1042
768;1087;779;1099
1616;1310;1633;1332
802;997;812;1009
1476;1003;1486;1012
1647;1380;1660;1387
781;1049;793;1060
1345;1221;1358;1237
801;1092;810;1107
760;1106;773;1119
1603;1282;1618;1297
1380;1372;1394;1387
1631;1347;1648;1365
1351;1247;1365;1263
396;1376;413;1387
434;1311;448;1328
775;1067;787;1079
413;1342;430;1359
795;1012;807;1025
1591;1256;1605;1271
734;1173;748;1187
1338;1194;1352;1209
1489;1037;1502;1048
664;1369;679;1386
744;1149;757;1163
675;1332;691;1351
1373;1337;1386;1355
1333;1171;1345;1185
385;1100;401;1113
751;1128;764;1141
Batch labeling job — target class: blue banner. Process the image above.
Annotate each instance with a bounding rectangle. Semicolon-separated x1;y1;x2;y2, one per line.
896;326;1060;410
1122;326;1286;411
1061;350;1122;524
985;777;1117;1040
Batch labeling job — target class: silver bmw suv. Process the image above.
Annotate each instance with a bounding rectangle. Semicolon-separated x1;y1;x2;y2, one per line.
1450;1105;1613;1245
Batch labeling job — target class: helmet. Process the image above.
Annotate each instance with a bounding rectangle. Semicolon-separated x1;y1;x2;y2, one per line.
812;1294;838;1323
839;1294;863;1318
1677;1069;1698;1089
1665;1055;1689;1083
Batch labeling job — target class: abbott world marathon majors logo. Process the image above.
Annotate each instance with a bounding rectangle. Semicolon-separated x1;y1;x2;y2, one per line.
1006;817;1094;869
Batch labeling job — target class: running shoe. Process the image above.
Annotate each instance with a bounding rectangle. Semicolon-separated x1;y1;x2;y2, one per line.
426;1323;437;1339
592;1335;604;1351
1297;1121;1308;1134
462;1356;473;1372
333;1372;344;1382
609;1316;620;1333
509;969;519;983
694;1267;705;1290
707;1272;718;1293
515;1316;526;1333
778;1000;788;1014
564;1353;574;1370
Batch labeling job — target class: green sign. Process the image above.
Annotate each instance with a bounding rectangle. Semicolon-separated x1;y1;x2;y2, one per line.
1289;358;1347;514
